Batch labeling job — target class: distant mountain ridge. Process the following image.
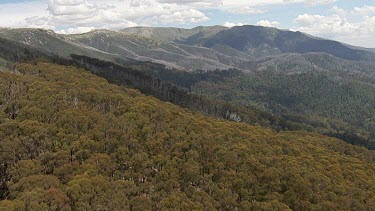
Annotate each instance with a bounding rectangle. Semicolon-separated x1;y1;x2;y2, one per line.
1;25;375;71
198;25;375;61
120;25;375;62
120;25;227;42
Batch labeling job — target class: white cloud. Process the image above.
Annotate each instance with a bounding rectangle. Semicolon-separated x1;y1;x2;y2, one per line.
221;0;333;17
223;22;246;27
330;6;347;17
57;26;95;34
353;5;375;15
0;1;50;28
227;7;266;15
130;0;153;7
303;0;337;6
7;0;211;32
122;1;210;25
283;0;336;6
221;0;281;15
0;0;345;33
154;9;209;24
293;13;375;47
293;14;357;37
101;21;139;30
257;20;280;27
223;0;286;8
47;0;100;25
20;16;55;30
221;0;337;13
156;0;222;7
361;16;375;33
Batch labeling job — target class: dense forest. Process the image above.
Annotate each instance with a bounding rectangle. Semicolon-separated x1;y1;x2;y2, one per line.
191;68;375;149
64;55;316;131
0;62;374;210
69;55;375;150
66;54;375;150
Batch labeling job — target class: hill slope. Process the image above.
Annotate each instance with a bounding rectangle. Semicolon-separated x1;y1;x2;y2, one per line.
0;28;134;64
190;53;375;148
0;62;374;210
199;25;375;61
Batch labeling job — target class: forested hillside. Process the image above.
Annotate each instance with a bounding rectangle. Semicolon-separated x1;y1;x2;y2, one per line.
0;38;340;137
189;54;375;149
0;62;375;210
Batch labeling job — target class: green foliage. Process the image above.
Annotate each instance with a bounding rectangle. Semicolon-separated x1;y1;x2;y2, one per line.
0;63;375;210
0;199;25;211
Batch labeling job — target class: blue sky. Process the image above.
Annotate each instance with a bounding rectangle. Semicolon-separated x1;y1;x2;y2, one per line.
0;0;374;47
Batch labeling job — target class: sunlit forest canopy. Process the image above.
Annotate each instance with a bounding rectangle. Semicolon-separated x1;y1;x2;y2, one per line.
0;63;374;210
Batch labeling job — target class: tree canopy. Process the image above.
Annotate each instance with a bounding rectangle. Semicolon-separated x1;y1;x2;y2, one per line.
0;63;375;210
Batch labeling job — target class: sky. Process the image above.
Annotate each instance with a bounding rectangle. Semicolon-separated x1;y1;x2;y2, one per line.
0;0;374;47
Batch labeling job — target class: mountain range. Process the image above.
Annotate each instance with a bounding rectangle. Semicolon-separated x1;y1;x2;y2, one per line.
2;25;375;71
